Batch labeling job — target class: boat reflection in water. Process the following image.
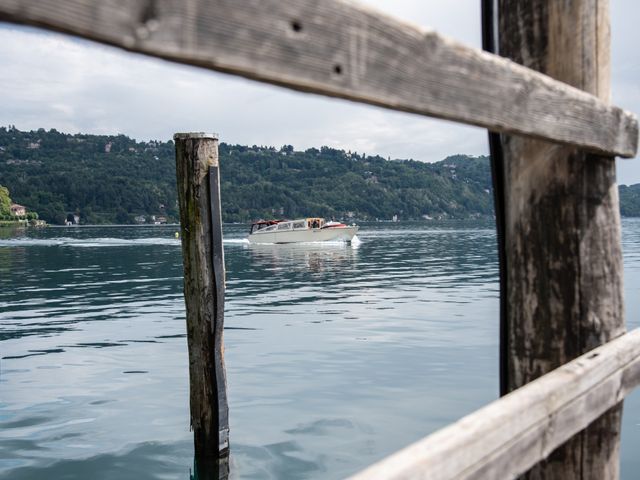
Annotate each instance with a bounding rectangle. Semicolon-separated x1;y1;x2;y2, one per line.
246;237;360;274
191;456;229;480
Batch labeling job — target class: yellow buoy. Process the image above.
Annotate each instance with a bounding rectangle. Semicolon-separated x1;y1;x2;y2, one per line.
175;232;179;239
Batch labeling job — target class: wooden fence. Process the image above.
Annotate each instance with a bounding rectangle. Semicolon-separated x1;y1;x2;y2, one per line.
348;328;640;480
1;0;639;478
0;0;636;158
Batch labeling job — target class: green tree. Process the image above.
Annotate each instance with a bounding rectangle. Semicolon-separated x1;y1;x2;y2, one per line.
0;185;11;217
0;126;635;224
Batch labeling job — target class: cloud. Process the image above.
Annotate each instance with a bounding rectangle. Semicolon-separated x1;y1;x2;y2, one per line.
0;0;638;182
0;1;488;164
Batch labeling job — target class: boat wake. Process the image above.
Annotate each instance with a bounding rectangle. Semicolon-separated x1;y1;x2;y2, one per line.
0;237;180;247
0;236;355;248
223;239;250;244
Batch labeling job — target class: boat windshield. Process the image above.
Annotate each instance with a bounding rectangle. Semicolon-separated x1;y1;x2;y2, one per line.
250;220;280;234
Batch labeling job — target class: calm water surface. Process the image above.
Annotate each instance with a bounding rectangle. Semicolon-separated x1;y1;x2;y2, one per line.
1;221;640;479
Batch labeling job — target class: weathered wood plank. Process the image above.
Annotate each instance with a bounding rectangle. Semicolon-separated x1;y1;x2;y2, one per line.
0;0;637;157
347;329;640;480
174;132;229;459
208;156;229;455
499;1;624;478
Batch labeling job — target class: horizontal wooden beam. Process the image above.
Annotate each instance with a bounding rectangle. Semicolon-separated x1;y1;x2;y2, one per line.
347;329;640;480
0;0;637;157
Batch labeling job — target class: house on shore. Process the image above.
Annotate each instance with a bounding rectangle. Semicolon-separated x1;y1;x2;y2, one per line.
64;213;80;226
10;204;26;217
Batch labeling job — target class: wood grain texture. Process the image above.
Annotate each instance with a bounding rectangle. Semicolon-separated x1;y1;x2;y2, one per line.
174;132;229;458
347;329;640;480
499;1;623;478
0;0;637;157
481;0;509;396
208;162;229;453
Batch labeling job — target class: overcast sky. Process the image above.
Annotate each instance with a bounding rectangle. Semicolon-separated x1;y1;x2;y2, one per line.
1;1;638;183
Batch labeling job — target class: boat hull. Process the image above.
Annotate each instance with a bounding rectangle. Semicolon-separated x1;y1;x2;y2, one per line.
248;226;358;244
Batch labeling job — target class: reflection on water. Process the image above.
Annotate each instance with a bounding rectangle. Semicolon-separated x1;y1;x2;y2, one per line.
1;222;639;479
192;456;229;480
248;241;358;274
0;224;26;240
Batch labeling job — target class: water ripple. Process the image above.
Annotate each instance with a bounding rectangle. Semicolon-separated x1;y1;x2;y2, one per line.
0;221;542;480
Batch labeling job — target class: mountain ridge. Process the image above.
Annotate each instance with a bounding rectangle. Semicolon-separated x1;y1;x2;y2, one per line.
1;126;638;224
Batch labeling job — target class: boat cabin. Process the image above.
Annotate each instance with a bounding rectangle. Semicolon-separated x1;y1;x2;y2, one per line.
306;218;324;229
249;218;326;235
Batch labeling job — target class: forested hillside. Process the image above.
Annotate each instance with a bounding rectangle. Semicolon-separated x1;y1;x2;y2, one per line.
0;127;495;224
0;127;176;224
10;127;640;224
220;145;493;222
5;126;639;224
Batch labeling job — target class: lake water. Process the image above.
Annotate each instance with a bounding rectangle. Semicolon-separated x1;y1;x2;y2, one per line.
1;221;640;479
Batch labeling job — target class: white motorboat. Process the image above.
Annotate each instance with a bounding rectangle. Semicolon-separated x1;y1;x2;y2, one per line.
248;218;359;244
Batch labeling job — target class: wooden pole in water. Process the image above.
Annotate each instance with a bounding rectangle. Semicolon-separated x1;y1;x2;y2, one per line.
498;1;624;478
174;132;229;460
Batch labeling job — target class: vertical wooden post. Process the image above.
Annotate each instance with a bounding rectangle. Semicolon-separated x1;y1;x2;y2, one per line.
175;132;229;460
498;1;624;478
481;0;509;397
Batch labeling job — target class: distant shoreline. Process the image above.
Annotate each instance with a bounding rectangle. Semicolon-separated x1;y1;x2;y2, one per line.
45;223;180;228
35;217;640;228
